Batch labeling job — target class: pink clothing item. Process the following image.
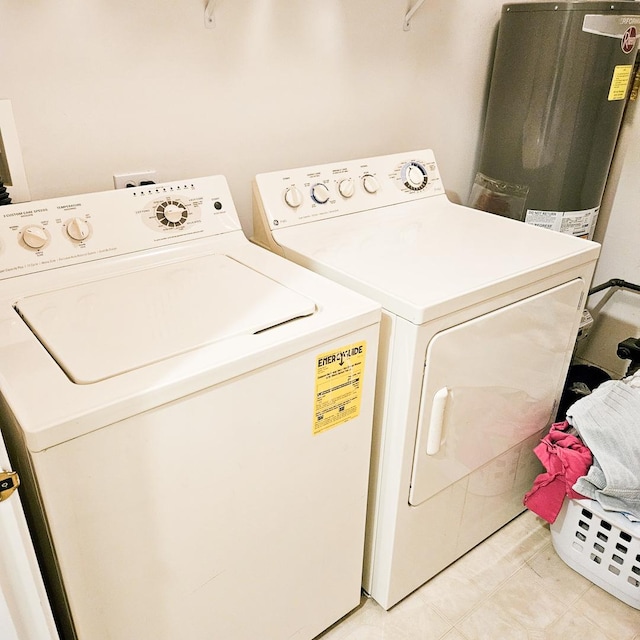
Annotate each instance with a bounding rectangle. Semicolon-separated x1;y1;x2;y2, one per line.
523;421;592;524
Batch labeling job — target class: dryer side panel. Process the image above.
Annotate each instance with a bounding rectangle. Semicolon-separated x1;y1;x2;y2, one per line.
409;278;584;507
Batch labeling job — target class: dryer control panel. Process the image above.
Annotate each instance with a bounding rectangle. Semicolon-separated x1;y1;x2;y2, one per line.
0;176;242;279
253;149;445;232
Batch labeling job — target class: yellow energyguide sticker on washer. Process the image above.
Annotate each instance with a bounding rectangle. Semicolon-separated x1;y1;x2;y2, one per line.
313;341;366;435
609;65;633;101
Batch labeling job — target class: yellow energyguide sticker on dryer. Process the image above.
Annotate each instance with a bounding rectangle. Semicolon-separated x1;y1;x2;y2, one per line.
313;341;366;435
609;65;633;101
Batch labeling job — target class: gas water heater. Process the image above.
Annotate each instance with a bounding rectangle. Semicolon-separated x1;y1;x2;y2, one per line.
470;2;640;239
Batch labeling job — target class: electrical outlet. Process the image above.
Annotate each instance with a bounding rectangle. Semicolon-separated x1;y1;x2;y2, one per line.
113;170;157;189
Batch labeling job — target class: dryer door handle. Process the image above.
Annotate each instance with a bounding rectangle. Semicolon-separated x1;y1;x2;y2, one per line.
426;387;449;455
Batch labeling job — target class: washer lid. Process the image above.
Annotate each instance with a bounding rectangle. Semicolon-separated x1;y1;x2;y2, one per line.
14;254;316;384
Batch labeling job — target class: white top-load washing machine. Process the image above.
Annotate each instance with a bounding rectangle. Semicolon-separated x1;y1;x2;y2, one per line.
252;149;601;609
0;176;381;640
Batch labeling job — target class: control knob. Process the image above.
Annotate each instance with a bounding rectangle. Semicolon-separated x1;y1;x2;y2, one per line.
362;174;380;194
284;186;303;208
66;217;91;241
311;183;330;205
155;200;188;227
338;178;355;198
402;161;428;191
163;203;187;224
22;226;49;250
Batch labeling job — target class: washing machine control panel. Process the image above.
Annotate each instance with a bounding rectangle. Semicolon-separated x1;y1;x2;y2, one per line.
254;149;445;231
0;176;242;279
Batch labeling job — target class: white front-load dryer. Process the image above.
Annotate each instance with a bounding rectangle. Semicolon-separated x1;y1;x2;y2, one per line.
0;176;381;640
251;149;601;609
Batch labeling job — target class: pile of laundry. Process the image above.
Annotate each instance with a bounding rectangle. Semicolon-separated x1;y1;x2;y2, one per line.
524;370;640;524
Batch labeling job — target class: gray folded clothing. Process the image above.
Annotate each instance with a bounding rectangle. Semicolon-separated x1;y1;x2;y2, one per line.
566;371;640;519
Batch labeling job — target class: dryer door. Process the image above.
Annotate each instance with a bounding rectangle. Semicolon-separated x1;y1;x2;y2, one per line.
409;278;583;507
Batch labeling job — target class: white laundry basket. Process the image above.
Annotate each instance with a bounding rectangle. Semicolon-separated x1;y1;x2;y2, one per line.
550;497;640;609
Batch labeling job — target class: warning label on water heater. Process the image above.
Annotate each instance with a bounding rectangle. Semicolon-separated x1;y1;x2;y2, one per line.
525;207;599;240
609;65;633;101
313;341;366;435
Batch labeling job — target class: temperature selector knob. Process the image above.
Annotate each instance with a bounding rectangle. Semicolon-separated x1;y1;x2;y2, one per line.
362;174;380;194
401;161;428;191
22;226;50;250
65;217;91;242
310;183;330;205
338;178;355;198
284;186;303;208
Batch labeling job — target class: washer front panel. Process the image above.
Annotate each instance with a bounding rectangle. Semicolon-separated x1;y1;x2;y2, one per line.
0;176;241;279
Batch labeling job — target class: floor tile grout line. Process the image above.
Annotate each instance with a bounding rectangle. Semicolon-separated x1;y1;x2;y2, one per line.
438;518;564;635
449;562;540;638
525;539;594;611
426;523;550;627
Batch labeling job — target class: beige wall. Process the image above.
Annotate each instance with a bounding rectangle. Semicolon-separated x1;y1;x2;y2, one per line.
0;0;517;232
577;98;640;378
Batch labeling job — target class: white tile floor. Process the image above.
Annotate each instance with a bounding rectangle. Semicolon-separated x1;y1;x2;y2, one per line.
320;510;640;640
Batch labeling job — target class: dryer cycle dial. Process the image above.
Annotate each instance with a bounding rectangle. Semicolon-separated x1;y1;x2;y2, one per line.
401;161;428;191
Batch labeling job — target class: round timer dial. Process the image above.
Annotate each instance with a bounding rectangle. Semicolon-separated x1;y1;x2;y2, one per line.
155;199;188;228
401;161;428;191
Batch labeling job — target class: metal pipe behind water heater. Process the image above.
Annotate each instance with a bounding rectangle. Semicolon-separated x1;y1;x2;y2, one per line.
469;2;640;239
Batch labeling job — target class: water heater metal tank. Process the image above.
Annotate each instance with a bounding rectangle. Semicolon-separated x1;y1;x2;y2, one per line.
469;2;640;239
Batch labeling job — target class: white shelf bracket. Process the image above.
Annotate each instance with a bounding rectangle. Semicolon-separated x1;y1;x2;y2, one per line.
403;0;426;31
204;0;216;29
